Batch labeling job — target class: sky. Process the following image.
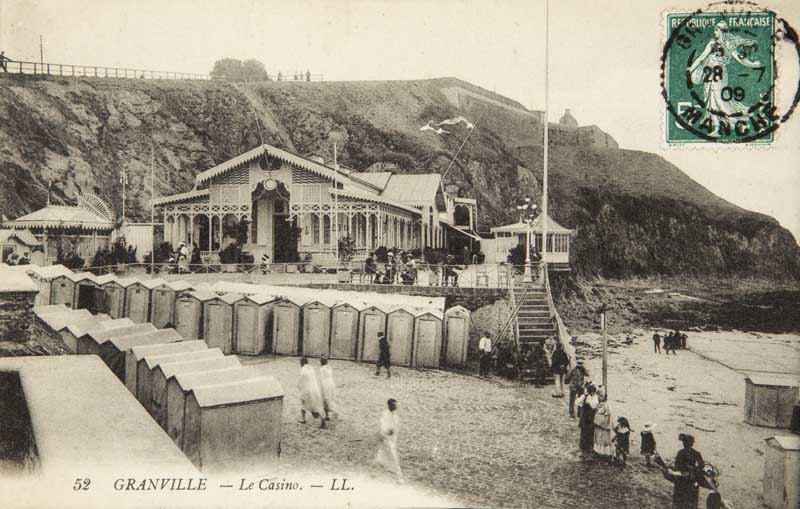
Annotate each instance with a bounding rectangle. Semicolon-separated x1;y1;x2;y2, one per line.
2;0;799;241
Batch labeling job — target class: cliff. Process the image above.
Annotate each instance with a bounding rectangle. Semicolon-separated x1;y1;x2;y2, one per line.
0;74;797;279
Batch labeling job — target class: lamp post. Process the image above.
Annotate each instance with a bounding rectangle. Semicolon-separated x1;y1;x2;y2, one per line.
516;197;537;283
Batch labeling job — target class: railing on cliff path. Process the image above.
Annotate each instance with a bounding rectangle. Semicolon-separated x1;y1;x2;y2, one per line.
1;60;324;82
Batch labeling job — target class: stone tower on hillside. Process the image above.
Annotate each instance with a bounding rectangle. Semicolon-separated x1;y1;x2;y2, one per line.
559;109;578;129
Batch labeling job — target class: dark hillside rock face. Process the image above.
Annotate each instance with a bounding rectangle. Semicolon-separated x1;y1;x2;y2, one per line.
0;74;797;279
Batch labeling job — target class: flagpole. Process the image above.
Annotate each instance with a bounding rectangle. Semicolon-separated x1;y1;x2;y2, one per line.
333;143;339;270
540;0;550;281
122;168;127;226
150;145;155;275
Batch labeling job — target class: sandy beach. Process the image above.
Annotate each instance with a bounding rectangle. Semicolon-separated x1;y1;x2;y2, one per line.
573;328;800;509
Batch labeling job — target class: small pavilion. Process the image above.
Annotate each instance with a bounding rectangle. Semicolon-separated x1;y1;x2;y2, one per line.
3;194;115;265
489;214;573;270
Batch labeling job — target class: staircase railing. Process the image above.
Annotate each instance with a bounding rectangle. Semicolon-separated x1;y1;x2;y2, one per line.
494;282;534;378
543;264;577;369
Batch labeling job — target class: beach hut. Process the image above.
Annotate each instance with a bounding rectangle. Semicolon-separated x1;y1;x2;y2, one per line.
175;290;216;340
745;376;800;428
73;273;102;312
358;304;389;363
38;309;93;335
33;303;69;316
29;265;72;305
151;280;193;329
102;277;138;319
412;309;444;369
182;377;284;472
382;306;415;366
62;317;134;354
443;306;470;368
233;293;278;356
76;322;156;355
90;274;117;313
50;272;94;308
763;435;800;509
330;300;367;360
165;365;266;448
151;354;240;428
203;293;244;355
302;297;336;358
272;296;308;355
126;340;208;396
54;315;110;352
99;328;183;382
136;348;224;411
125;278;166;323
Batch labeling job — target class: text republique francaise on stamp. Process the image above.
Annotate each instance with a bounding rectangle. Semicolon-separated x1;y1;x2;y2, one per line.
662;2;800;144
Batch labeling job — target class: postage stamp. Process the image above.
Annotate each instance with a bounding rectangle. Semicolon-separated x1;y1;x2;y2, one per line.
662;6;781;144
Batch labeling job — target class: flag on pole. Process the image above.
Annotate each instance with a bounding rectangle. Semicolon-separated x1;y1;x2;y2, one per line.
436;116;475;130
419;120;449;135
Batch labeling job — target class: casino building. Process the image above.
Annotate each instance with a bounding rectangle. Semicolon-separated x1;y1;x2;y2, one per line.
153;144;480;264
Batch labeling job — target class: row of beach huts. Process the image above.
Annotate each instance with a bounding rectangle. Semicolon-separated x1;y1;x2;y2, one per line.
32;302;282;472
12;263;473;368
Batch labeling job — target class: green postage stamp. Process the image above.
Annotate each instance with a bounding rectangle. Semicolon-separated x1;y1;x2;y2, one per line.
661;4;796;144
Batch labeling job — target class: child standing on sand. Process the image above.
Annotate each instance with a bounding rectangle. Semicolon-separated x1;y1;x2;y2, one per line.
613;417;632;467
640;423;657;467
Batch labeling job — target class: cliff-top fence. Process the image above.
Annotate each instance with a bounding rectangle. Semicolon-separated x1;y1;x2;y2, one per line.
1;60;323;82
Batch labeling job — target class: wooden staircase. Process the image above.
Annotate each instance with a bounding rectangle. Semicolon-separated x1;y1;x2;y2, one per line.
514;285;555;383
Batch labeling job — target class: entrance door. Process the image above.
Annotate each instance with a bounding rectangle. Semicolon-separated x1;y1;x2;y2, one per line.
303;308;328;357
331;309;356;359
236;305;257;354
416;319;438;368
274;305;296;355
361;313;384;361
205;303;229;353
446;317;466;366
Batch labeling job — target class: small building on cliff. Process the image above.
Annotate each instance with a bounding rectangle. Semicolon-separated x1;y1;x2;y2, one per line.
152;143;480;265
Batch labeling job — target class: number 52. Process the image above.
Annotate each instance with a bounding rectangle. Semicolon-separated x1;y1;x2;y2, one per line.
73;478;91;491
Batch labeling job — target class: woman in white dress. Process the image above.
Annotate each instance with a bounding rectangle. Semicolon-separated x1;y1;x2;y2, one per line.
593;386;614;459
374;398;403;481
298;357;326;429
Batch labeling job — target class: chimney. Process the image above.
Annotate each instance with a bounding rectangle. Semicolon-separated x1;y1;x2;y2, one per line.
309;154;325;165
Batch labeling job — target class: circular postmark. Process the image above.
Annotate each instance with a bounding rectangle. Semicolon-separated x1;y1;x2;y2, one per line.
661;1;800;144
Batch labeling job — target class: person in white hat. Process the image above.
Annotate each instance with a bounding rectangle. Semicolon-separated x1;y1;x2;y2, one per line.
640;423;657;467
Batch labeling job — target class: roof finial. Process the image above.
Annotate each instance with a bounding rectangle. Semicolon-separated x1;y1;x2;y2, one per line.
47;180;51;205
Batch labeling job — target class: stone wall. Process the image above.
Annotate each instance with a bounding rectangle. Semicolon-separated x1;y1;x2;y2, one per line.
0;271;38;343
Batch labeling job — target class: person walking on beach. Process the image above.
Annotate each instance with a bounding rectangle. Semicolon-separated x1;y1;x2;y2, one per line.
641;423;657;467
478;332;492;377
375;331;392;378
653;332;662;354
565;359;588;418
576;383;599;455
318;356;336;421
550;342;569;398
374;398;404;482
298;357;326;429
593;386;614;461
